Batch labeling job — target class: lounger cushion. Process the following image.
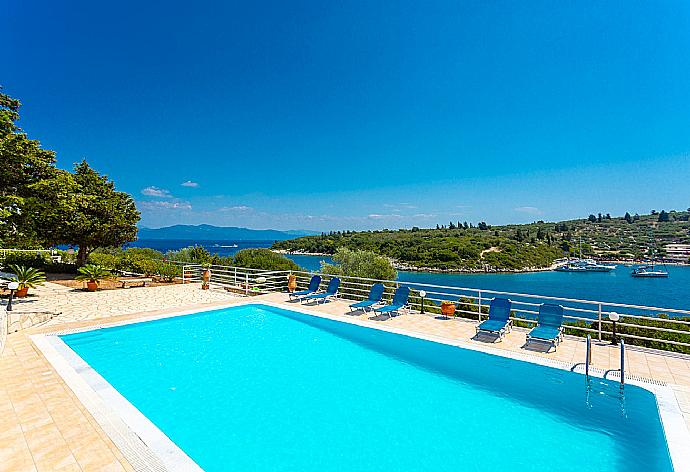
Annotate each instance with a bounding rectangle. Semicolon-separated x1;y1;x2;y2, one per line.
375;304;402;314
291;289;313;297
350;300;376;308
477;319;508;333
528;326;561;341
306;292;329;299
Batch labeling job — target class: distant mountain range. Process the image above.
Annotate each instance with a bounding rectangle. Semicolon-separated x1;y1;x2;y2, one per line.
137;224;319;241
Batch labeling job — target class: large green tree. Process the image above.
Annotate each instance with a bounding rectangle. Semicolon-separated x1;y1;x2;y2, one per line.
0;89;59;246
31;160;140;265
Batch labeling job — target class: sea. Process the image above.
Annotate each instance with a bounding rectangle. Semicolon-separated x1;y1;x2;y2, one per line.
130;239;690;311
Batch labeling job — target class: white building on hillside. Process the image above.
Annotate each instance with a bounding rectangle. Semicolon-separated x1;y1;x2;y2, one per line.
664;244;690;263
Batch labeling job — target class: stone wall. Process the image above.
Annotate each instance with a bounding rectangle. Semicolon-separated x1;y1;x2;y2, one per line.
7;310;58;333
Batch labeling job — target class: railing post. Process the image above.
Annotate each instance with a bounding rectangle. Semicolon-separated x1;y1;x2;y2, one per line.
245;273;249;296
585;335;591;382
477;290;482;322
182;265;188;284
620;339;625;388
234;267;237;286
597;303;602;342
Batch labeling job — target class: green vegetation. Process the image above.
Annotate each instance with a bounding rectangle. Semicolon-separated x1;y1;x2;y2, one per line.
75;264;115;285
0;90;140;263
232;248;299;271
89;246;298;274
273;210;690;271
7;265;46;290
320;248;397;280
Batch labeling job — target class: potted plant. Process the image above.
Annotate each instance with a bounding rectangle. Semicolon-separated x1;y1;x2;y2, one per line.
287;273;298;292
8;265;46;297
441;300;456;318
75;264;114;291
201;263;212;290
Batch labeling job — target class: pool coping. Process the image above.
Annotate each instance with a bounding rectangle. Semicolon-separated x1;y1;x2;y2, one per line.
32;298;690;472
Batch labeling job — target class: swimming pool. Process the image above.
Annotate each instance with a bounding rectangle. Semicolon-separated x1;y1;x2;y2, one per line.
55;303;677;471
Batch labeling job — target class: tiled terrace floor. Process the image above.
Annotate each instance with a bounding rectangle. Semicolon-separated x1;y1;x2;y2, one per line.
1;285;689;471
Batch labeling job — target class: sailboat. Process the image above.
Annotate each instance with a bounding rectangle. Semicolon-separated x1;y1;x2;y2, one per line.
631;234;669;278
555;238;616;272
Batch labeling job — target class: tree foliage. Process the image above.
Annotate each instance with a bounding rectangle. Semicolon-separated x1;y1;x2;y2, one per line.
31;160;140;265
274;209;690;270
1;90;140;259
320;247;397;280
0;89;59;246
232;248;299;271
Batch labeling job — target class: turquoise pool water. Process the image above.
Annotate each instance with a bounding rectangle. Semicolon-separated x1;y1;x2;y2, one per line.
61;304;674;471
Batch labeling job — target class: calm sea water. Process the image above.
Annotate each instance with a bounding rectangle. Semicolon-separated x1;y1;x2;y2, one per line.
62;304;672;471
130;239;689;310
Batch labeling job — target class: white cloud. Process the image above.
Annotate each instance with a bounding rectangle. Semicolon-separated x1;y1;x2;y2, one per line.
141;186;172;198
514;206;543;216
181;181;199;188
139;200;192;210
218;205;252;212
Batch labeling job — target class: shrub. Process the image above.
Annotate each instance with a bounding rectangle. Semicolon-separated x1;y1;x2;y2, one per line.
233;248;299;271
155;262;181;282
165;245;213;264
88;253;120;270
116;248;164;274
320;247;397;280
122;247;164;260
1;252;51;270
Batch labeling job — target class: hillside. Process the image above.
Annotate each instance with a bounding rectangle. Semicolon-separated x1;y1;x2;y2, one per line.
138;224;318;241
272;210;690;271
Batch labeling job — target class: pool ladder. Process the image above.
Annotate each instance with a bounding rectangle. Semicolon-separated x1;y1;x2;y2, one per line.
603;339;625;390
573;335;625;390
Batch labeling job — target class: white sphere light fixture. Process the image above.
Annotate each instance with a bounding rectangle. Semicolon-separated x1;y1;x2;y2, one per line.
8;281;19;291
255;277;267;284
608;312;620;322
419;290;427;298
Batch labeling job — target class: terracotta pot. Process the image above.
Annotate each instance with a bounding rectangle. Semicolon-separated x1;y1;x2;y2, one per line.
287;274;298;292
15;287;29;298
201;269;211;290
441;303;456;317
86;281;98;292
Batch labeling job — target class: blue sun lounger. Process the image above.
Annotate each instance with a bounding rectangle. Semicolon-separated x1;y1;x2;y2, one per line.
349;283;385;313
289;275;321;300
475;297;513;341
526;303;565;351
374;286;410;318
303;277;340;304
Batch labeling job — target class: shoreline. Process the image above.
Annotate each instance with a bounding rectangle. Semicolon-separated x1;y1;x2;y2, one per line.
274;250;689;274
273;249;559;274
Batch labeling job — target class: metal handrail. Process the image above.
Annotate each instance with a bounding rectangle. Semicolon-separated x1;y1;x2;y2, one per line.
603;340;625;389
177;263;690;350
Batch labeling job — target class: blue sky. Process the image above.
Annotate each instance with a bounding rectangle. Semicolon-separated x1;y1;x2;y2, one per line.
4;1;690;231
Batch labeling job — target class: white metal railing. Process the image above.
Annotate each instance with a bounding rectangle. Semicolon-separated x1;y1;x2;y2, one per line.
175;264;690;352
0;248;56;256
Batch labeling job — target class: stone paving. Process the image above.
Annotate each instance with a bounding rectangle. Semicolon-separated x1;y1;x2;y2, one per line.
1;284;689;471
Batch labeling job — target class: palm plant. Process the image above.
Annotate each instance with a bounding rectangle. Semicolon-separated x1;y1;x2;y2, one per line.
8;265;47;289
75;264;114;285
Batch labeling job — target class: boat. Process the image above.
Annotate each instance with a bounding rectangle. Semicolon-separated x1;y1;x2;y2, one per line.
554;238;616;272
631;264;669;278
631;233;669;278
556;259;616;272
